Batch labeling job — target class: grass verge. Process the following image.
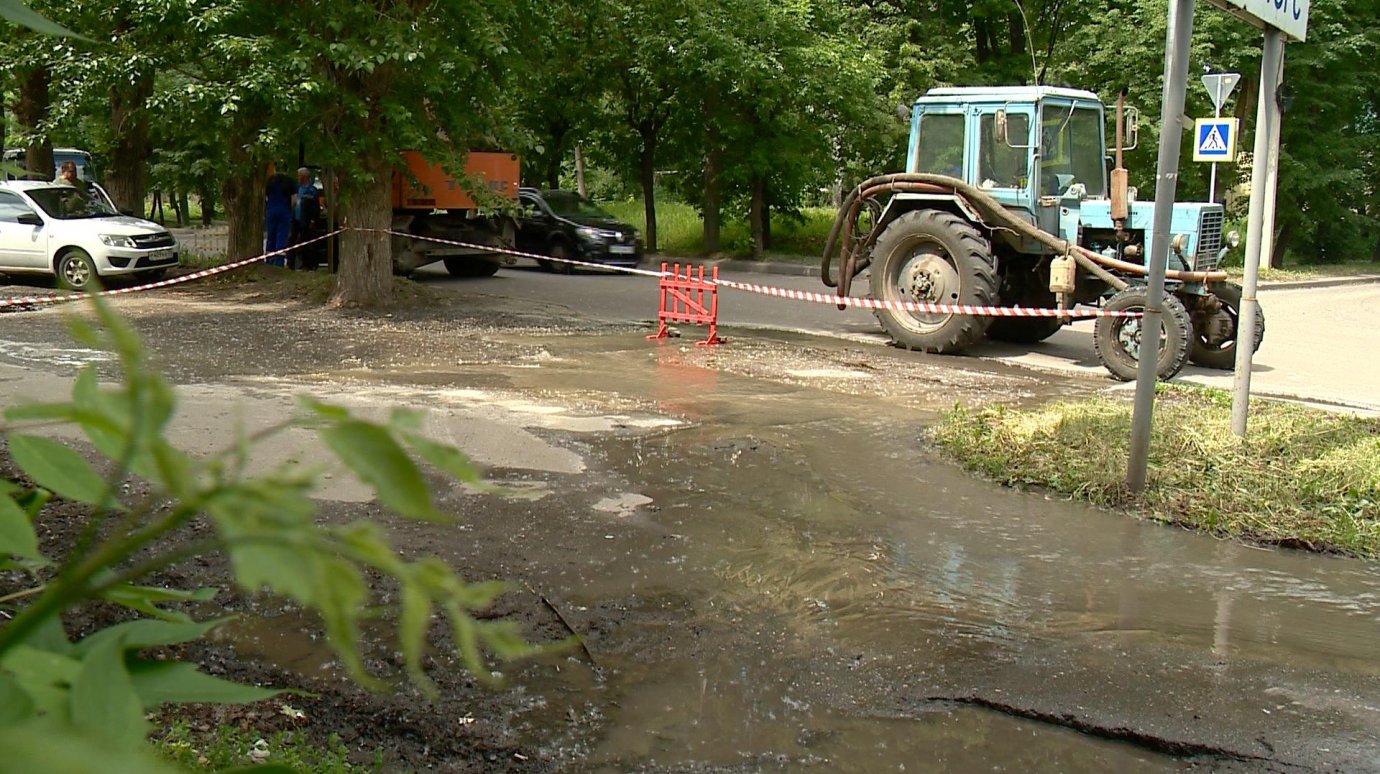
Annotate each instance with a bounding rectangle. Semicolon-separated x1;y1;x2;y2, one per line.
1226;260;1380;284
602;199;835;259
933;385;1380;557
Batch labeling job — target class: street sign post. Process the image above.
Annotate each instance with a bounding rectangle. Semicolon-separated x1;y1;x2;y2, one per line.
1199;72;1241;202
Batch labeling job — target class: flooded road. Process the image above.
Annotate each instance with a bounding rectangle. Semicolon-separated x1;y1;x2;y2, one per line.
1;289;1377;771
397;334;1380;771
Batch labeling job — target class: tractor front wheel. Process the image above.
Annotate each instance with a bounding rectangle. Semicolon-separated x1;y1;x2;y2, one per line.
868;210;997;354
1094;287;1193;381
1189;282;1264;370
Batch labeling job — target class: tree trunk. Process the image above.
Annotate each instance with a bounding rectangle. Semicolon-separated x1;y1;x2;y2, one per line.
639;124;658;253
177;190;191;227
199;181;216;225
749;174;766;259
1270;221;1293;269
221;114;266;262
330;156;394;307
574;144;587;198
107;71;155;216
703;145;721;255
13;67;53;180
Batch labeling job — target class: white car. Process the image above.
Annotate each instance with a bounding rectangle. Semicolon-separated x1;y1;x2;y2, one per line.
0;180;179;290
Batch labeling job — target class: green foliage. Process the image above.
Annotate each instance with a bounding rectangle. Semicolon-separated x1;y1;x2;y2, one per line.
933;386;1380;556
0;297;541;772
157;720;370;773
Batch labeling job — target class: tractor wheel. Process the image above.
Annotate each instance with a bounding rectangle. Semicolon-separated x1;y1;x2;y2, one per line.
1189;282;1264;370
867;210;997;354
1093;287;1193;382
444;257;501;278
988;283;1064;344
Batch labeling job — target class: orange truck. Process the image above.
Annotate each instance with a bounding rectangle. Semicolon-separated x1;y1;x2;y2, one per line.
390;151;520;277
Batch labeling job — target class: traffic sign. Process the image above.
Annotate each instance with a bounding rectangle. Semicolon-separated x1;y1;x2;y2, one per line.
1201;73;1241;113
1193;118;1238;162
1205;0;1309;41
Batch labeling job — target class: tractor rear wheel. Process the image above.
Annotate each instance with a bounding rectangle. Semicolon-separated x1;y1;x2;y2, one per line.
867;210;996;354
1094;287;1193;381
1189;282;1264;370
444;257;501;278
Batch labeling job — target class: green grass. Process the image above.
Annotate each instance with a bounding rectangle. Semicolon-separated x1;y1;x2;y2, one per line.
156;718;378;772
1226;259;1380;283
601;199;837;260
933;385;1380;557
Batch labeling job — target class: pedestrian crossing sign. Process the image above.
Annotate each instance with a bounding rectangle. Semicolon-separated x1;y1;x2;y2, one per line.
1193;118;1238;162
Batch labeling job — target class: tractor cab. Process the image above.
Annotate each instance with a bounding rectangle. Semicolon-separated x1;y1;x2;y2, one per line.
902;86;1230;278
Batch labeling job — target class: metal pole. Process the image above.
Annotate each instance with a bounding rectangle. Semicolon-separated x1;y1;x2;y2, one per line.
1127;0;1196;494
1208;83;1222;203
1259;49;1286;271
1231;27;1285;436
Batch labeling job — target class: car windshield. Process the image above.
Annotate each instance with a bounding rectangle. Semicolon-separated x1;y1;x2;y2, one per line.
27;186;118;220
542;192;610;218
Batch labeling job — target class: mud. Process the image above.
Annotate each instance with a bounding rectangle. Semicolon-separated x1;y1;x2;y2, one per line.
2;275;1379;772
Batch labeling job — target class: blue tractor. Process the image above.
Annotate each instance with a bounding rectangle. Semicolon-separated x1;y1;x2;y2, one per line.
822;86;1262;381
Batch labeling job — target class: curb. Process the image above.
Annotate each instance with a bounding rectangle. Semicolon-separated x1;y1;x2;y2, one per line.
1257;275;1380;291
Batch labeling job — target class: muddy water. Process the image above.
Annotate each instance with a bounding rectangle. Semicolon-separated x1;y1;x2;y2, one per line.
476;338;1380;771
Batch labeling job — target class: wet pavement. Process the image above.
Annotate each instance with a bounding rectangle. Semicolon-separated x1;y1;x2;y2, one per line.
1;283;1378;771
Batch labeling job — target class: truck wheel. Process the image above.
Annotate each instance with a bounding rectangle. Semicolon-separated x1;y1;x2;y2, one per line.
1189;282;1264;370
1093;287;1193;381
56;249;98;291
988;285;1063;343
867;210;996;354
443;257;501;278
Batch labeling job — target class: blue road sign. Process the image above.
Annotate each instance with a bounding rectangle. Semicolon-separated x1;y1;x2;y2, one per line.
1193;118;1238;162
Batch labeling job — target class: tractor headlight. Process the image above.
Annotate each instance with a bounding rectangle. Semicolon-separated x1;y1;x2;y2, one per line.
1227;230;1241;248
1170;234;1189;255
100;234;137;248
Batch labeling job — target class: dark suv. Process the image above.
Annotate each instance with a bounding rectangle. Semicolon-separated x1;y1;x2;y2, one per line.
516;188;642;272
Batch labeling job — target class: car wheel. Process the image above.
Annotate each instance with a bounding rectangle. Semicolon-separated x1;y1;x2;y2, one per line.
548;242;575;274
56;249;98;291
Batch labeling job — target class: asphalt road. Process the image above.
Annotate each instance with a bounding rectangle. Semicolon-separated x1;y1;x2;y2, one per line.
417;260;1380;413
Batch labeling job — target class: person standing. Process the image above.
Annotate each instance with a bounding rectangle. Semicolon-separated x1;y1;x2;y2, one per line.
290;167;321;270
264;169;294;266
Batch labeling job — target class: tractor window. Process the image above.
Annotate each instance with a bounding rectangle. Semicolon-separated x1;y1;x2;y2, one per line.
914;113;965;178
979;112;1030;189
1039;105;1107;197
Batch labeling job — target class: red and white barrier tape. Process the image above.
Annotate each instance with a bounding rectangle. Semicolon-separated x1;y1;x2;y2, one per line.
365;228;670;278
0;231;340;311
713;278;1144;318
0;226;1143;321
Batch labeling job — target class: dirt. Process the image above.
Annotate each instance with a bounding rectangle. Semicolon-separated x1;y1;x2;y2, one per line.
5;272;1380;772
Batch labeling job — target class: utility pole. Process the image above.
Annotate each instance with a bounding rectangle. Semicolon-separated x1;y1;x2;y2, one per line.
1231;28;1286;435
1127;0;1196;494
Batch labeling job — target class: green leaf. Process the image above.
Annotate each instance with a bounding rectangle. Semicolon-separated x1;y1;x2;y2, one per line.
98;584;218;623
0;492;40;560
127;661;281;707
72;618;227;658
0;0;89;39
0;645;80;716
69;636;147;749
0;673;34;724
7;435;112;507
0;723;184;774
400;431;480;484
320;420;444;521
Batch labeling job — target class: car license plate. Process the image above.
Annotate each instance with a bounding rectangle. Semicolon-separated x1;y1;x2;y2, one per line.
610;245;635;255
152;249;176;262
